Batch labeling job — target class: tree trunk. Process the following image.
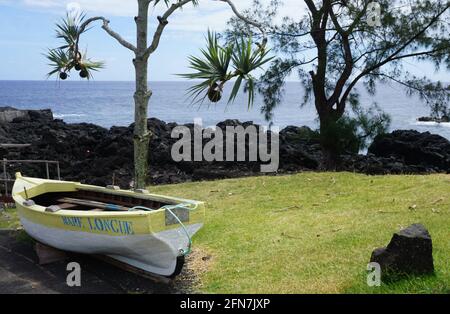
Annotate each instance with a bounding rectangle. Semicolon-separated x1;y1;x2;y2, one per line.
319;120;338;170
317;105;342;171
133;60;151;189
133;0;151;189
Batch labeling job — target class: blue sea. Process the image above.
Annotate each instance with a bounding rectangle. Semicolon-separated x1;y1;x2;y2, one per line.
0;80;449;140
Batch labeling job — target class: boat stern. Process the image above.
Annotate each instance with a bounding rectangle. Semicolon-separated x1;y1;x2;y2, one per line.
147;200;205;257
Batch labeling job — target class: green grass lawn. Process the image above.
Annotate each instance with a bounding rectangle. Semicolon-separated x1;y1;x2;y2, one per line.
150;172;450;294
1;173;448;293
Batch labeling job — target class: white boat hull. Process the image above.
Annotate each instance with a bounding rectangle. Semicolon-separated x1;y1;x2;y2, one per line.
13;174;205;277
21;216;203;276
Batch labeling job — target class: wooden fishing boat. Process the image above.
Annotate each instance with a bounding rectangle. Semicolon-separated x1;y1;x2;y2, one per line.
12;173;204;277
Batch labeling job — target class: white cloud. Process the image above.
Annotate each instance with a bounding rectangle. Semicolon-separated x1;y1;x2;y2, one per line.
6;0;304;32
66;1;82;15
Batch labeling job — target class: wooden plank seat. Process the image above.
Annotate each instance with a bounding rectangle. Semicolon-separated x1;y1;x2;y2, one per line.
57;203;79;209
56;197;129;211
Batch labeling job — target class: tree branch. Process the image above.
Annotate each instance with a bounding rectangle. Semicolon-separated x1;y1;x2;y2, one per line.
219;0;267;41
339;4;450;107
368;72;443;105
304;0;318;15
79;17;137;52
389;48;449;62
145;0;269;59
345;0;371;35
144;0;194;59
328;4;353;113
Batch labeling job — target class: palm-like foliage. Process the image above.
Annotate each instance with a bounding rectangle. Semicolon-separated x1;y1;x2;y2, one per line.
181;31;272;108
55;13;87;50
45;13;104;80
46;48;71;78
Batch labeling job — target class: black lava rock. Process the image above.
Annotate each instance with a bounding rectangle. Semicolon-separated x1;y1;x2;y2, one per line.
368;130;450;172
370;224;434;281
418;116;450;123
1;107;450;189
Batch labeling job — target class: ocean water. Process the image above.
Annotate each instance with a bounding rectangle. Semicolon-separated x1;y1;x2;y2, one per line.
0;80;449;140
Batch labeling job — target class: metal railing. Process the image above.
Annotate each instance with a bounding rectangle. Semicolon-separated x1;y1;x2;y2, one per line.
1;158;61;198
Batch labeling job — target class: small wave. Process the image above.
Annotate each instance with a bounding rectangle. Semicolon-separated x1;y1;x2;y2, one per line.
54;113;87;118
415;121;450;128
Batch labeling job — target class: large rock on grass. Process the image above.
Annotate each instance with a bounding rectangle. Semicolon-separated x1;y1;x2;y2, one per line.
370;224;434;281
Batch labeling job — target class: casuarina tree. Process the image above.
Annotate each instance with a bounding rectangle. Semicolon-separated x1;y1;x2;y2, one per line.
45;0;271;188
203;0;450;168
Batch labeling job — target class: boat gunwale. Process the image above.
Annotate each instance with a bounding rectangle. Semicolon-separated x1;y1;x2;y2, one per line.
13;176;204;218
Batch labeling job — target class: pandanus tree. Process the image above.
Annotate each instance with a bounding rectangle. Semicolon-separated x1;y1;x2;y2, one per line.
208;0;450;168
46;13;105;80
45;0;271;189
181;0;272;107
181;31;272;107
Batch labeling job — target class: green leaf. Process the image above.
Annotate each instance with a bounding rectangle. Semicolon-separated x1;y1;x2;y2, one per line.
45;12;104;80
229;76;243;104
181;30;273;107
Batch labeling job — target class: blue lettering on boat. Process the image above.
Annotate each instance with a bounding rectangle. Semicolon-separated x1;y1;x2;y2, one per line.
61;216;82;228
86;218;134;235
94;218;104;231
61;217;133;235
110;220;119;233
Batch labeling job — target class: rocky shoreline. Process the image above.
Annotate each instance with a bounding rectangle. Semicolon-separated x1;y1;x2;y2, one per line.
0;107;449;188
417;116;450;123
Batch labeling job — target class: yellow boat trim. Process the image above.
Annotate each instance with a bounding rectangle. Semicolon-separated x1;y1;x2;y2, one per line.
13;173;204;236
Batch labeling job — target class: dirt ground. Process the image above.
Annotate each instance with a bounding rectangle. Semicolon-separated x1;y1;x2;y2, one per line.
0;229;204;294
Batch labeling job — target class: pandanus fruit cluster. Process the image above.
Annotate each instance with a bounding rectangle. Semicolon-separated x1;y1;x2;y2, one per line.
46;13;104;81
181;31;272;107
57;52;90;80
207;82;223;103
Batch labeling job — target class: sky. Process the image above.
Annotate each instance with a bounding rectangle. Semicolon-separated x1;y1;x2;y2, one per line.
0;0;290;81
0;0;448;81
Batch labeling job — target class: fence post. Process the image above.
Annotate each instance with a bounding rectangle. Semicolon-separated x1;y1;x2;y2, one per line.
57;162;61;180
2;158;7;197
45;162;50;179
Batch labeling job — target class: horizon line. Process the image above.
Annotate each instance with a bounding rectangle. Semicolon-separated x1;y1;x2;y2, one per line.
1;80;449;85
0;79;304;83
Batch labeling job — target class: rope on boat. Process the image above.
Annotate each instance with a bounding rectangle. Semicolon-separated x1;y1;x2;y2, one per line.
129;203;195;256
163;205;192;256
128;205;155;211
